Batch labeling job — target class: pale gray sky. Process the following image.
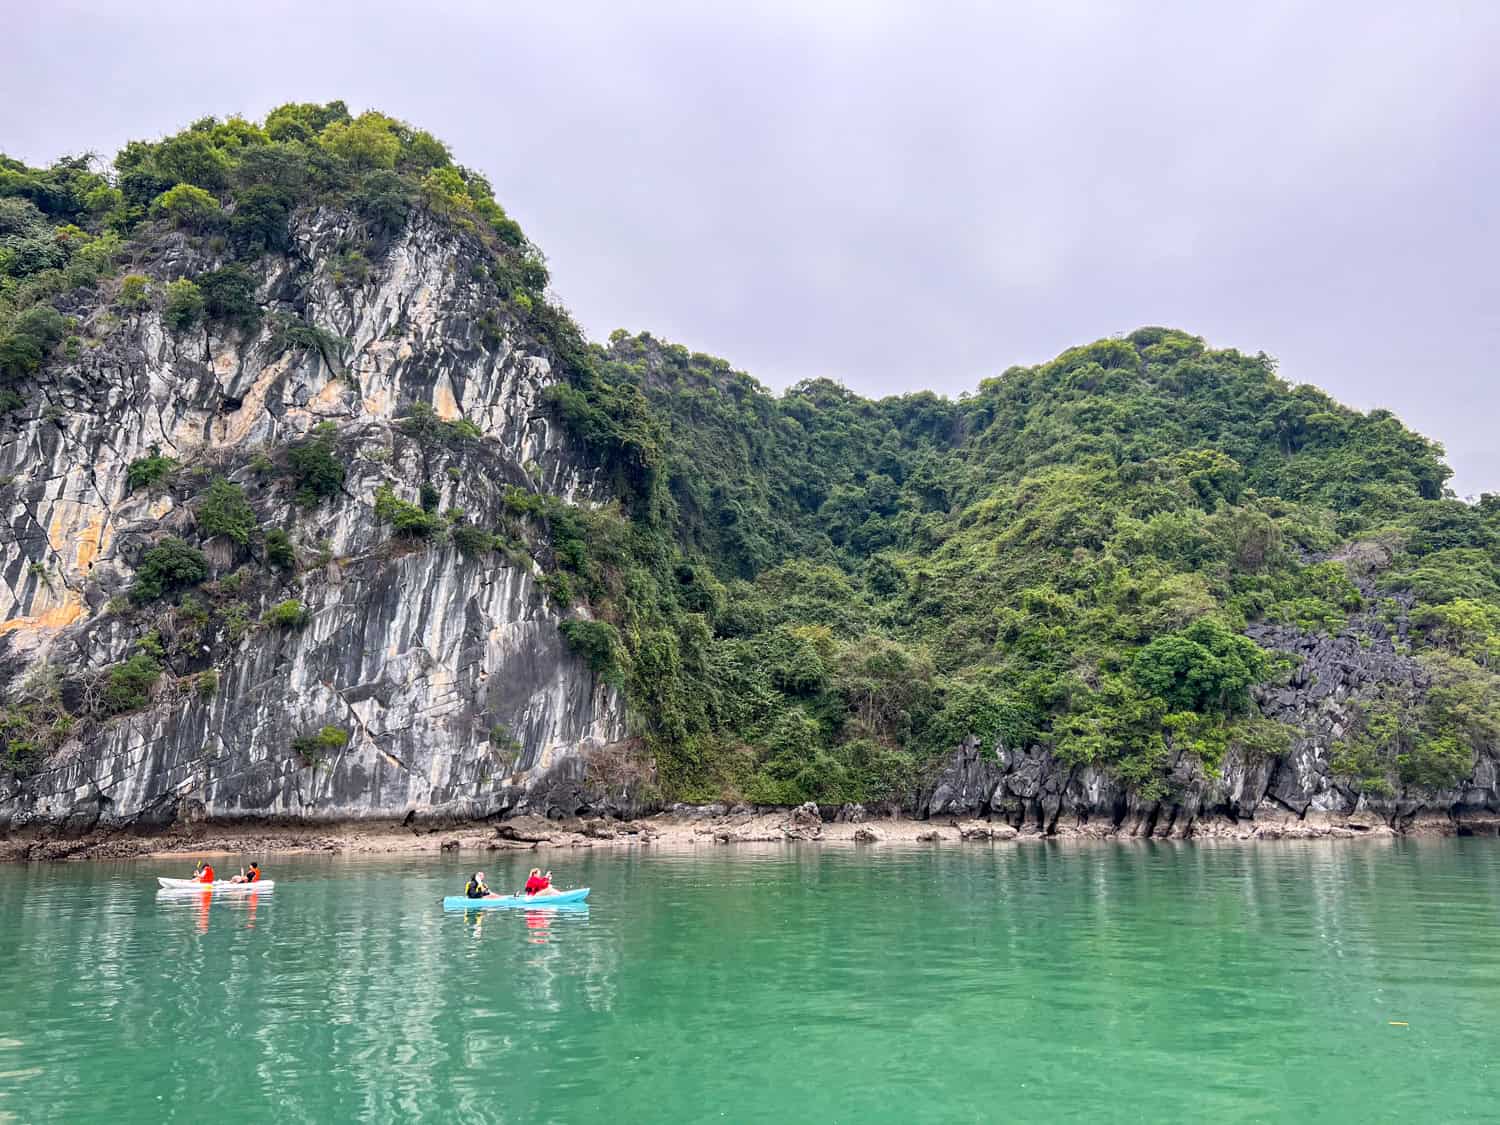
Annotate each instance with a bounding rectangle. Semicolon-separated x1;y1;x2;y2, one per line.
5;1;1498;493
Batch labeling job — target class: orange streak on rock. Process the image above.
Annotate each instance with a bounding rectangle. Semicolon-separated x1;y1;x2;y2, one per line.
0;596;85;636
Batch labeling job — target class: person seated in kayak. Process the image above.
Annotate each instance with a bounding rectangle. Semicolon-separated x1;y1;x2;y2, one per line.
524;868;561;897
229;862;261;884
465;872;501;899
192;861;216;884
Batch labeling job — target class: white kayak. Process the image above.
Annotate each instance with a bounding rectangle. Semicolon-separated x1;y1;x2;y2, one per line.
157;877;275;892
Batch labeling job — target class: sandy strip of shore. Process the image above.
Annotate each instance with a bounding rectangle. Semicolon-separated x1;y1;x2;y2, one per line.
1;803;1463;863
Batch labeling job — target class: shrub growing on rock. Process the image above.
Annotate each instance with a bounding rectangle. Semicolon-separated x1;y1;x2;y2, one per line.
292;724;348;766
102;652;161;714
1132;617;1270;715
544;571;573;608
130;538;209;603
451;523;496;556
161;278;205;332
261;598;308;629
228;184;293;256
222;600;251;643
264;528;296;570
269;314;347;359
560;619;622;682
196;478;257;545
287;430;345;503
125;449;178;492
397;402;483;448
117;273;150;309
0;304;67;381
151;183;222;230
197;265;260;331
373;485;440;537
351;171;413;241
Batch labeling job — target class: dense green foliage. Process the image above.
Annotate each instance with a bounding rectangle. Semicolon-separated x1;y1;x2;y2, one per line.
373;485;441;537
522;328;1500;804
560;619;623;683
286;427;346;504
153;183;220;229
125;450;177;492
269;314;347;360
161;279;204;332
196;479;257;545
130;538;209;603
102;652;161;715
451;523;498;556
0;158;122;407
262;598;308;629
197;265;260;331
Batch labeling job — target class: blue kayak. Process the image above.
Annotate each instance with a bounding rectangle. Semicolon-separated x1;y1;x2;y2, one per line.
443;888;590;911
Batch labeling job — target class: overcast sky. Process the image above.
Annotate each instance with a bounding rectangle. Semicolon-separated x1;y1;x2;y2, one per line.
5;1;1498;493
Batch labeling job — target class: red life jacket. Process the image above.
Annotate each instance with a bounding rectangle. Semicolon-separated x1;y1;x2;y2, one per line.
524;874;550;895
198;865;215;883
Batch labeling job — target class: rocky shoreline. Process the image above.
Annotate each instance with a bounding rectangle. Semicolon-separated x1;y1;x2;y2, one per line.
6;800;1498;863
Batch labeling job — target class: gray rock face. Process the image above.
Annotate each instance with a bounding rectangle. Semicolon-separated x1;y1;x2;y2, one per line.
1;210;628;833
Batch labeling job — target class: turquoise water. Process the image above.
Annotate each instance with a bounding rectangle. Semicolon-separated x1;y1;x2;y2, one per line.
1;839;1498;1123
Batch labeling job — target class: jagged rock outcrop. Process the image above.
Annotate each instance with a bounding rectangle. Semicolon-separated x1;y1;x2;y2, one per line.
1;209;629;834
920;597;1500;837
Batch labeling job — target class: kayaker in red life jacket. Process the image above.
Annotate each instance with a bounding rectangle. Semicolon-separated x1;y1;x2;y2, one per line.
230;863;261;884
524;868;561;897
192;861;216;884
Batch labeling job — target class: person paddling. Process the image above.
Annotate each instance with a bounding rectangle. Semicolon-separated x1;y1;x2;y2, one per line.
192;860;216;884
523;868;561;897
465;871;500;899
230;862;261;884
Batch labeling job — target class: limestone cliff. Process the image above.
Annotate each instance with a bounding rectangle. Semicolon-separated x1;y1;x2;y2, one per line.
1;208;625;833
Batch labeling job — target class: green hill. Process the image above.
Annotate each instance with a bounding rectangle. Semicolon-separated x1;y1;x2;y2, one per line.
568;331;1497;804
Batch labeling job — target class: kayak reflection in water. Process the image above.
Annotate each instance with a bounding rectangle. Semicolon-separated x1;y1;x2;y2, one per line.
465;871;501;899
524;868;562;897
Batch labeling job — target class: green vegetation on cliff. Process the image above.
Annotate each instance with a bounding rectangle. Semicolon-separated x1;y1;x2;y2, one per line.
542;329;1498;803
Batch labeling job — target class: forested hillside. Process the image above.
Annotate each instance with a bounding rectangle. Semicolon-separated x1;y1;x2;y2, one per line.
565;331;1498;807
3;104;1497;826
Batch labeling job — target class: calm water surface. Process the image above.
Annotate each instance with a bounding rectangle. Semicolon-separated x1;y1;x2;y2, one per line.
1;839;1497;1123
